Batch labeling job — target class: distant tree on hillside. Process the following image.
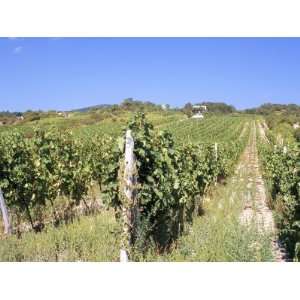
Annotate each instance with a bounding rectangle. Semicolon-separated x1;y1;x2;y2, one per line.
24;111;41;122
120;98;162;112
182;102;193;117
196;102;236;114
244;103;300;116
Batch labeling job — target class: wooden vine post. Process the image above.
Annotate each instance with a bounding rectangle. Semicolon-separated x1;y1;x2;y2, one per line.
0;188;12;235
120;129;137;262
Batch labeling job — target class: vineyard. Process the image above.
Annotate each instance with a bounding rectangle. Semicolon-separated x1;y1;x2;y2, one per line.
0;111;299;261
257;121;300;260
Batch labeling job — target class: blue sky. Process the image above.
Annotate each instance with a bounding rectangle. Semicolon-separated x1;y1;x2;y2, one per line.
1;38;300;112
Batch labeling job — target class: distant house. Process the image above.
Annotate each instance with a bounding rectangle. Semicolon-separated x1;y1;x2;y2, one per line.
293;123;300;129
191;105;207;119
57;111;69;118
16;115;24;121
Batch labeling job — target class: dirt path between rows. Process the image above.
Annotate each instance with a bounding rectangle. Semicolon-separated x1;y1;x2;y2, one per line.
257;120;269;143
237;121;287;261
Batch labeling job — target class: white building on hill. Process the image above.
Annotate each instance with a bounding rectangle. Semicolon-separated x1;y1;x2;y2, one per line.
191;105;207;119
